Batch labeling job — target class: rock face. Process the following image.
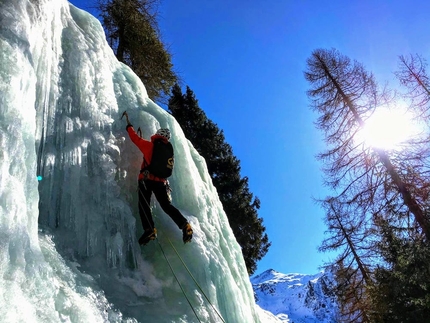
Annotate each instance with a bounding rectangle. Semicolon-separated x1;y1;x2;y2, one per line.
251;269;339;323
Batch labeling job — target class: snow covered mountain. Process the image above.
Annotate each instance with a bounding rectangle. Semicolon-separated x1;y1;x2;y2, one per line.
252;269;339;323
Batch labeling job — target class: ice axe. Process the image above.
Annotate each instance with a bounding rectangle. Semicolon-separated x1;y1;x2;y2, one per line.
121;110;131;125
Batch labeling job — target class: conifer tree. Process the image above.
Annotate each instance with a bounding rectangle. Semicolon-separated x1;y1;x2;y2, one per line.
96;0;177;101
369;216;430;323
360;54;430;323
168;84;270;275
396;54;430;121
319;198;373;323
305;48;430;241
305;48;430;319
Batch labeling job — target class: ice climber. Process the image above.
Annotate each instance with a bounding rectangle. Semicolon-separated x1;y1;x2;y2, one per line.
122;111;193;245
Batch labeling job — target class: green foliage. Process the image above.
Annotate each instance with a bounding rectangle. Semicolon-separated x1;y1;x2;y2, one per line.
168;84;271;275
369;218;430;322
97;0;177;101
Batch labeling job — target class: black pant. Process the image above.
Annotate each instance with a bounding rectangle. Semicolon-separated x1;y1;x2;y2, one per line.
138;180;187;231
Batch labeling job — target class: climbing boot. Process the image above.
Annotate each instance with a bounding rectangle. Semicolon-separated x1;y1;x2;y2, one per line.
139;228;157;245
182;223;193;244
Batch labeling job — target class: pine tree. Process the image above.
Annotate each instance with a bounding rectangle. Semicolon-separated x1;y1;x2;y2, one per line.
369;216;430;323
168;84;270;275
97;0;177;101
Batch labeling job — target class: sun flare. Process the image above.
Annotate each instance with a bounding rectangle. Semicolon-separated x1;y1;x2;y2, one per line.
358;107;421;150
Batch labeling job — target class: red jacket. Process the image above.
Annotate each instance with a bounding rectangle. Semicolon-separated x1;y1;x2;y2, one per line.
127;125;168;182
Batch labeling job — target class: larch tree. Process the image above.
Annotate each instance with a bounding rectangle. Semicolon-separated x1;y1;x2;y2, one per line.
305;48;430;241
394;54;430;208
362;53;430;323
304;48;430;319
396;54;430;121
96;0;177;102
319;198;373;323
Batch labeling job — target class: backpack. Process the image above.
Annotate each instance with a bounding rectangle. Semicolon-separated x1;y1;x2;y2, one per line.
144;139;174;178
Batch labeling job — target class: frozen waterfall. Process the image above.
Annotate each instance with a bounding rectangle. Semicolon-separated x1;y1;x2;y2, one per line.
0;0;280;322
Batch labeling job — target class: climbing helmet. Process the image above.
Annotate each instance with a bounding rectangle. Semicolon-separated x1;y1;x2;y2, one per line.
156;128;171;140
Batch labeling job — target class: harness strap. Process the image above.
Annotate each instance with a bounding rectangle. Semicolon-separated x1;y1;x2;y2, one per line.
140;168;167;183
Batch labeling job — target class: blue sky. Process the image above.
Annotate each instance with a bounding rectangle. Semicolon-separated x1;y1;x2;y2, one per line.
69;0;430;275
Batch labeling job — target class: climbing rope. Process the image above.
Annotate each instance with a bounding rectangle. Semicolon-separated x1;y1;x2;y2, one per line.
155;236;202;323
166;237;227;323
136;184;201;322
136;182;226;323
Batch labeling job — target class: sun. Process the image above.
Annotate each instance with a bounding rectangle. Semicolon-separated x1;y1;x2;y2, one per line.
358;106;422;150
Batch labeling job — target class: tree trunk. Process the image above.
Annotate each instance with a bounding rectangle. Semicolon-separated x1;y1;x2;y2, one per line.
317;54;430;240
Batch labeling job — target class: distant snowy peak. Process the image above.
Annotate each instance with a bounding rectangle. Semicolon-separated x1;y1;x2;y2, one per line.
252;269;323;286
251;269;338;323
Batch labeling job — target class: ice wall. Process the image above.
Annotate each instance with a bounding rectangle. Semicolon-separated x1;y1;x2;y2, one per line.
0;0;278;322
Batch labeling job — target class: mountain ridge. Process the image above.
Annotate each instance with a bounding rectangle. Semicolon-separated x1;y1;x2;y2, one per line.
251;269;339;323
